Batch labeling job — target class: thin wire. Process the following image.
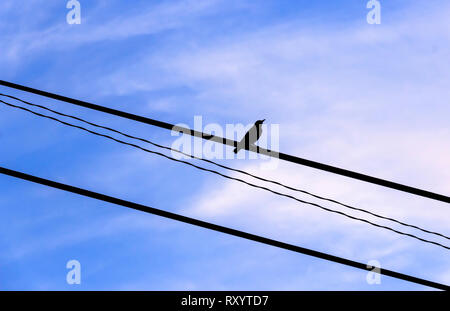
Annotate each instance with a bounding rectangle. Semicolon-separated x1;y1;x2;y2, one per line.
1;98;449;251
1;93;449;242
1;79;448;204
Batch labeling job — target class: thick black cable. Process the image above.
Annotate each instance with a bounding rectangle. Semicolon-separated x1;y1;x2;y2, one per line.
0;166;447;290
1;93;448;242
0;80;449;204
1;99;449;251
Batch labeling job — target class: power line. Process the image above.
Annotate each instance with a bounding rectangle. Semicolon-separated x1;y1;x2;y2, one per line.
0;166;447;291
2;93;449;242
2;99;449;251
0;80;448;204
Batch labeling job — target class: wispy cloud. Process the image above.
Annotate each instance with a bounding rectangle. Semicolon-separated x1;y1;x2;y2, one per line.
1;0;449;290
0;0;225;65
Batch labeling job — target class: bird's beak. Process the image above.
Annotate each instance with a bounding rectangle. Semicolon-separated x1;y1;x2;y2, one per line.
262;119;266;123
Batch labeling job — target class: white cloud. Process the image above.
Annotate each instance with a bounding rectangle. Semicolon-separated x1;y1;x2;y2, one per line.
66;0;450;286
2;0;449;289
120;1;450;285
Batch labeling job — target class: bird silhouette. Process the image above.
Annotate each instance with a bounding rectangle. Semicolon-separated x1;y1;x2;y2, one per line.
234;119;265;154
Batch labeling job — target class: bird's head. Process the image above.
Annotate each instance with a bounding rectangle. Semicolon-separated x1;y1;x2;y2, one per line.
256;119;265;125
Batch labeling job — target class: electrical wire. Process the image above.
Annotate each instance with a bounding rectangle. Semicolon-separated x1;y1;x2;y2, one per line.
1;98;449;251
1;80;449;203
1;92;449;242
1;165;447;290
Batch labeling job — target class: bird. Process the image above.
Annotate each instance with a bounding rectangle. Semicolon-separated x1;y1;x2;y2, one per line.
234;119;265;154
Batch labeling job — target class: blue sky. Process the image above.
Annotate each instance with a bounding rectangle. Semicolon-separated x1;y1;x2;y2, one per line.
0;0;449;290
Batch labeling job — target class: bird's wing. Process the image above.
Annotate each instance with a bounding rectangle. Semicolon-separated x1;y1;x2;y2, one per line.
238;125;254;145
